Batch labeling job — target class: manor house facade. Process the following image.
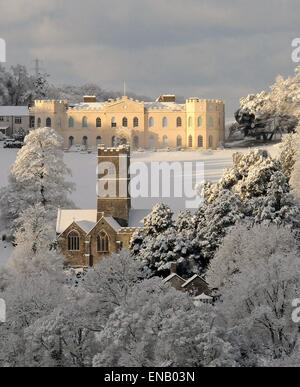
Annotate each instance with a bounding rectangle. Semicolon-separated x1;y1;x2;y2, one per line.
29;94;225;150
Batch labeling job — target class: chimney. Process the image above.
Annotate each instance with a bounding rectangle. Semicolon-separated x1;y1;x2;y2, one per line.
170;263;177;274
83;96;97;103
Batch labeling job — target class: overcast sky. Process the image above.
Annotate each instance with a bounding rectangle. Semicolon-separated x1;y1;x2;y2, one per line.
1;0;300;117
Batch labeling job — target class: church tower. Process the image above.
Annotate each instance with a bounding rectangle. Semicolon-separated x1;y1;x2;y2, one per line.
97;145;131;226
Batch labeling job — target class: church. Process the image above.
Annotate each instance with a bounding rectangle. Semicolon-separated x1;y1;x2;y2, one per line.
56;145;145;268
29;94;225;150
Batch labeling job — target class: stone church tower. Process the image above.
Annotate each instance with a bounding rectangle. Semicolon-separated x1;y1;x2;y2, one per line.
97;145;131;226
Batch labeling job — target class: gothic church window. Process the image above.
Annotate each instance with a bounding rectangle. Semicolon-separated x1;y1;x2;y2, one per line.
68;231;80;251
97;231;109;253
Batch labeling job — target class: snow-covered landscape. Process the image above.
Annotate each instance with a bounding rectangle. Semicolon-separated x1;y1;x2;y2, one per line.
2;0;300;372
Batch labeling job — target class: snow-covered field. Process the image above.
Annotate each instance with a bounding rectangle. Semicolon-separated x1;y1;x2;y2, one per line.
0;142;278;266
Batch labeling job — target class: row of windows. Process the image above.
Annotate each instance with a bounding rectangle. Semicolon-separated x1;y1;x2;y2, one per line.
68;135;140;148
0;116;23;124
36;116;215;129
69;116;140;129
69;134;213;148
68;230;109;253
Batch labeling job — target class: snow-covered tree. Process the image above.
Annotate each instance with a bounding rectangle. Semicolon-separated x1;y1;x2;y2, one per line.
0;271;64;367
9;204;63;276
93;277;236;367
219;251;300;363
277;131;299;179
240;66;300;118
0;128;75;232
206;223;299;290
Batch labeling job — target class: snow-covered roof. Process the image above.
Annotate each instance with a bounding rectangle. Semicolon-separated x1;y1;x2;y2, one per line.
182;274;207;288
0;106;29;116
104;217;123;232
56;209;97;234
144;102;185;111
71;102;106;111
163;273;185;283
56;208;146;235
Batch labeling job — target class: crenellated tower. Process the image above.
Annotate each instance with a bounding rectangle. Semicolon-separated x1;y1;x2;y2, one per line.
97;145;131;226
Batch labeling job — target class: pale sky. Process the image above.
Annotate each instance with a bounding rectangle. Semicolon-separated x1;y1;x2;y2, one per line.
0;0;300;116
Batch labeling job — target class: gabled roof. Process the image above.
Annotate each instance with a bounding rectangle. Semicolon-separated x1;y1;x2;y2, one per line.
163;273;185;284
56;209;97;234
0;106;29;116
182;274;207;288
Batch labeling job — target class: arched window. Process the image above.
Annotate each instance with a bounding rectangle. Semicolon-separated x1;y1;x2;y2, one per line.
96;136;102;145
122;117;128;127
177;135;182;147
188;117;193;128
96;117;102;128
69;136;74;147
97;231;109;253
149;135;155;149
176;117;182;127
162;117;168;128
188;135;193;148
198;116;203;127
209;116;214;128
198;135;203;148
149;117;154;127
46;117;52;127
111;117;117;128
133;117;139;127
37;118;41;128
69;117;74;128
68;231;80;251
133;136;139;149
82;136;88;147
162;135;168;148
209;135;214;148
82;117;88;128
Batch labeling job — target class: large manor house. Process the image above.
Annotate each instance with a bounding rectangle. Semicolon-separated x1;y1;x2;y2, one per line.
29;94;225;150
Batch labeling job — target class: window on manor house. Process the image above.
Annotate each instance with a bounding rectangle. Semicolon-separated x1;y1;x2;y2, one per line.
111;117;117;128
198;135;204;147
96;117;101;128
162;117;168;127
0;117;4;122
122;117;128;127
37;118;41;128
133;117;139;127
82;117;88;128
15;117;22;124
68;231;80;251
69;117;74;128
177;117;182;127
97;231;109;253
46;117;52;127
149;117;154;127
177;135;182;147
198;116;203;127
